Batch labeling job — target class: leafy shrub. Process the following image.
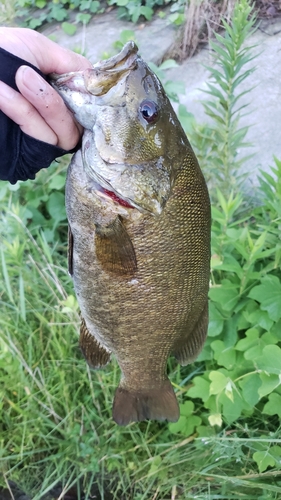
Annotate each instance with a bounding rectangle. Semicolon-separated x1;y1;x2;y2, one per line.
15;0;104;29
1;158;70;245
189;0;258;197
168;159;281;466
15;0;180;29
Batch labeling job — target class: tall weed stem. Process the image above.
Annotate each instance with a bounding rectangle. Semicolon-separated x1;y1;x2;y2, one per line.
194;0;258;198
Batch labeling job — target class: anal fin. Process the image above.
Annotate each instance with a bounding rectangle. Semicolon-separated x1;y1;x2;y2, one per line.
95;215;137;275
79;316;111;368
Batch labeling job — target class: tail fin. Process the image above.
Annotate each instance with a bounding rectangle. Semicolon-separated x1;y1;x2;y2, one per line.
112;379;179;426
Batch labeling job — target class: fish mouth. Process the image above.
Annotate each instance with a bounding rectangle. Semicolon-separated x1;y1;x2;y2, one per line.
50;41;139;96
92;41;138;72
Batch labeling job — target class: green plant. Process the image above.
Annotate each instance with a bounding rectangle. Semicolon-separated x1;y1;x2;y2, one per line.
168;0;186;25
149;59;186;102
167;159;281;474
13;0;180;30
15;0;104;30
0;0;17;25
107;0;167;23
2;157;69;245
189;0;258;197
113;29;137;51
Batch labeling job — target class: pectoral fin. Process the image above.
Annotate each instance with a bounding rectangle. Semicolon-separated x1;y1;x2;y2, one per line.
68;225;73;277
95;216;137;275
80;317;111;368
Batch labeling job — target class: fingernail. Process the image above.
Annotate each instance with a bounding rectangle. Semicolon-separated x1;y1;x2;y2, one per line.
17;65;47;93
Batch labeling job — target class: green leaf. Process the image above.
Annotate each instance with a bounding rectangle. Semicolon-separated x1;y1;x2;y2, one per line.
180;400;194;417
158;59;178;70
209;280;239;311
246;308;274;330
168;415;186;434
61;22;77;35
79;0;90;9
48;175;65;191
255;345;281;375
169;401;201;436
209;371;228;395
131;5;141;23
235;328;259;351
211;340;236;369
208;413;222;427
35;0;46;7
272;319;281;340
224;317;239;347
29;18;44;29
76;12;91;24
239;373;261;406
220;391;245;423
253;451;276;473
258;372;281;398
148;455;161;474
169;414;201;436
187;376;210;402
140;6;153;20
90;1;100;13
263;393;281;418
249;275;281;322
208;302;224;337
213;255;243;277
46;192;66;222
50;5;68;21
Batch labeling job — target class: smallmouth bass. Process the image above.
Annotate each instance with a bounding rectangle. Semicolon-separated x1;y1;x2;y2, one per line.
51;42;211;425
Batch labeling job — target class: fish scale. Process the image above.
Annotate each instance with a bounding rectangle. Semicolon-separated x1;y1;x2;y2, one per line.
51;41;210;425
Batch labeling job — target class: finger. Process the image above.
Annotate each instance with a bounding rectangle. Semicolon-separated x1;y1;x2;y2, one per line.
0;80;58;145
0;28;92;74
35;33;93;74
16;66;82;150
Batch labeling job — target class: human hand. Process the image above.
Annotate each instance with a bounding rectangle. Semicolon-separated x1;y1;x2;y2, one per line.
0;27;92;150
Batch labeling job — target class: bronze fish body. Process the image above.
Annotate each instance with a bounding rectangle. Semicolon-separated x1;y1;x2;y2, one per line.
51;42;211;425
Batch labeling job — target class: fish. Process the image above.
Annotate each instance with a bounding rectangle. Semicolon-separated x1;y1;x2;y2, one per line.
50;41;211;426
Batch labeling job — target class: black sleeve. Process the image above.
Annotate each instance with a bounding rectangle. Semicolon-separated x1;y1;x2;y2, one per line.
0;47;75;184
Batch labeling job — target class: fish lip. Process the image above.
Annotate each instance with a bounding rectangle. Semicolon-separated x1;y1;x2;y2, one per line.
49;41;139;95
93;41;139;72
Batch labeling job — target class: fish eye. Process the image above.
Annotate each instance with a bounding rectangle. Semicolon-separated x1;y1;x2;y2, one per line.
139;99;159;124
